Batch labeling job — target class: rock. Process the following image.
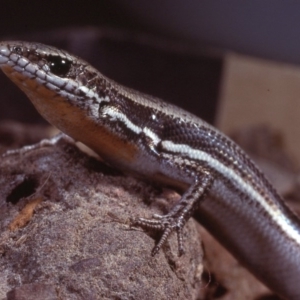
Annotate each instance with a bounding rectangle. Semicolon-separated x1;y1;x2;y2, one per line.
0;130;203;300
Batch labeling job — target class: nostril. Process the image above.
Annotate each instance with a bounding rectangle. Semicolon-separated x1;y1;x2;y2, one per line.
6;176;39;205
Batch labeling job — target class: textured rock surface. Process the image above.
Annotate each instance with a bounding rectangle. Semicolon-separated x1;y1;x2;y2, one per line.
0;136;203;300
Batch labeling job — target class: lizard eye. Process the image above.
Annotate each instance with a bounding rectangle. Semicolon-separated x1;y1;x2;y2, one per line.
47;55;72;77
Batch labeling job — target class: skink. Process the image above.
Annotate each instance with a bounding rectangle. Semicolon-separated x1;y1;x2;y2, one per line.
0;41;300;299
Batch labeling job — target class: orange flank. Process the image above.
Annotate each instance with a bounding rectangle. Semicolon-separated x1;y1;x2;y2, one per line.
2;65;138;165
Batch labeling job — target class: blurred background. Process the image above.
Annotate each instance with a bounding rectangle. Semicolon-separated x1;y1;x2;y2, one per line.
2;1;300;63
1;1;300;159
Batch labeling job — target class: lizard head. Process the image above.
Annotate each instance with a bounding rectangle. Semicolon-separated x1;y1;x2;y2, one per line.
0;41;138;163
0;41;112;131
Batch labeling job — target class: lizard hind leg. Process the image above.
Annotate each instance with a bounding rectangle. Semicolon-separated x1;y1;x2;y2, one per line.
132;168;214;256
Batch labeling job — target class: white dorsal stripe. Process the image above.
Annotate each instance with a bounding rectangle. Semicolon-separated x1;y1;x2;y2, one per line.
162;140;300;245
103;106;142;134
102;107;162;147
142;127;161;145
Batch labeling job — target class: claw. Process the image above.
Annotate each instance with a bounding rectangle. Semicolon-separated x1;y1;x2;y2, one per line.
151;225;173;256
131;170;213;256
132;214;185;256
177;227;185;256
